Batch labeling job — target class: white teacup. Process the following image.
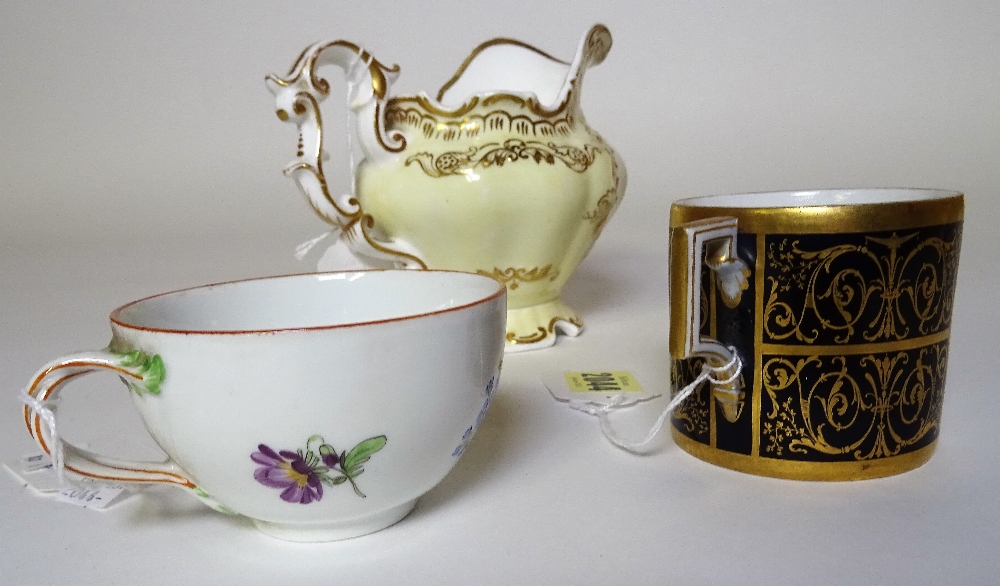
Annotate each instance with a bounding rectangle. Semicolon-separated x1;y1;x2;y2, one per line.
22;270;506;541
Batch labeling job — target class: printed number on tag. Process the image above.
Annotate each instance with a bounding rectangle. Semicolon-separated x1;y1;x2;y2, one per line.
56;485;125;510
543;369;659;407
564;371;642;393
20;453;53;473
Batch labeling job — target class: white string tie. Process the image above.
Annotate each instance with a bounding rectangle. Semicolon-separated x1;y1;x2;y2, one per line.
344;48;373;207
294;49;372;264
569;348;743;455
294;230;336;260
19;388;66;484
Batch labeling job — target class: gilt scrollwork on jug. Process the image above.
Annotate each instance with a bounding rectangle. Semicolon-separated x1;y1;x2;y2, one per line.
267;25;626;351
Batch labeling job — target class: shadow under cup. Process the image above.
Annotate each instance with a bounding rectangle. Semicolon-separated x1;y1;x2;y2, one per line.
668;189;963;481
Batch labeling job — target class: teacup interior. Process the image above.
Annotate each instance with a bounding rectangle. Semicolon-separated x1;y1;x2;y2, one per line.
676;188;959;208
438;42;569;109
112;271;502;333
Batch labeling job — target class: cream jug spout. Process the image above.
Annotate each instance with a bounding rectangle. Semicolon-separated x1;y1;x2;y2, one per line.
435;24;612;114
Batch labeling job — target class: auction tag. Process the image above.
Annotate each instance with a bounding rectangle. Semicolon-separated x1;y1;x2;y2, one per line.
4;453;137;510
564;371;643;393
542;370;661;407
56;485;126;510
20;453;53;473
4;454;61;493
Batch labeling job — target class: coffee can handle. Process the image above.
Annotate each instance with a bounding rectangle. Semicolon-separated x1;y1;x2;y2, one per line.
21;349;196;489
668;217;749;421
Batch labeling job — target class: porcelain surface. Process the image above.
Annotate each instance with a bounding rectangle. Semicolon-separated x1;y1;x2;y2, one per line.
267;24;626;351
668;189;963;481
22;270;507;541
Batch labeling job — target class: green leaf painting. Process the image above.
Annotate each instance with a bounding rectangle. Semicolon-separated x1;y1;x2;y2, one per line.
116;349;165;395
343;436;388;477
192;487;238;515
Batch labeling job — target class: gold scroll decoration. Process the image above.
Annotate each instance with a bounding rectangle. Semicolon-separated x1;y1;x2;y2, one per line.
406;140;598;178
477;265;558;291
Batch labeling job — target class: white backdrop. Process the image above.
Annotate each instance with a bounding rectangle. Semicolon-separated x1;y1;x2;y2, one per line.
2;1;997;255
2;2;999;584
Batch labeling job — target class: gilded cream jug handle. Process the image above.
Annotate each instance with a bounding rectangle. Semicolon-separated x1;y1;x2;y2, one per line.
266;41;426;269
669;217;750;422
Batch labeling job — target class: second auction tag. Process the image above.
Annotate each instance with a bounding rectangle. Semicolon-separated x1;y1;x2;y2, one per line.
4;453;137;510
55;484;127;510
542;370;661;407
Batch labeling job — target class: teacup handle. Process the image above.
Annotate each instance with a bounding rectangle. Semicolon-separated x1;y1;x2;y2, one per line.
22;349;195;488
669;217;750;421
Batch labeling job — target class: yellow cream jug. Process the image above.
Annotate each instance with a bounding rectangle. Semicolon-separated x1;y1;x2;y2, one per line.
267;25;625;351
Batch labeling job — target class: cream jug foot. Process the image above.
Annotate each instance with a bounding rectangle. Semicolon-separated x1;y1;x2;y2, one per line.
504;299;583;352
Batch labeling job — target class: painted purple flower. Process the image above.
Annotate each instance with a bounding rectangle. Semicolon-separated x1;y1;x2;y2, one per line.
251;444;324;504
321;449;340;467
251;434;386;501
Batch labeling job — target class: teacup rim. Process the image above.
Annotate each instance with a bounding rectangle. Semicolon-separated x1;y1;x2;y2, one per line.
672;187;962;209
670;188;964;233
109;269;506;335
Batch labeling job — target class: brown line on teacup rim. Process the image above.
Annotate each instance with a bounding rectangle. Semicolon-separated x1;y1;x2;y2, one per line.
109;269;506;335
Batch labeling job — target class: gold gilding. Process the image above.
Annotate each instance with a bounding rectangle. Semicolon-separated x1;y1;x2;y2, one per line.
266;40;397;101
372;103;407;153
507;327;548;345
405;140;598;178
670;194;964;234
668;225;692;358
385;105;575;141
762;230;959;346
549;315;582;332
761;329;950;357
669;190;961;476
477;265;558;290
357;215;427;270
751;235;766;456
758;344;947;461
270;26;623;346
672;429;937;481
583;155;622;235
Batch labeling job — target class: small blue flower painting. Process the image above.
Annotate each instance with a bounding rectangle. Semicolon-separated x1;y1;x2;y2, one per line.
453;372;500;457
